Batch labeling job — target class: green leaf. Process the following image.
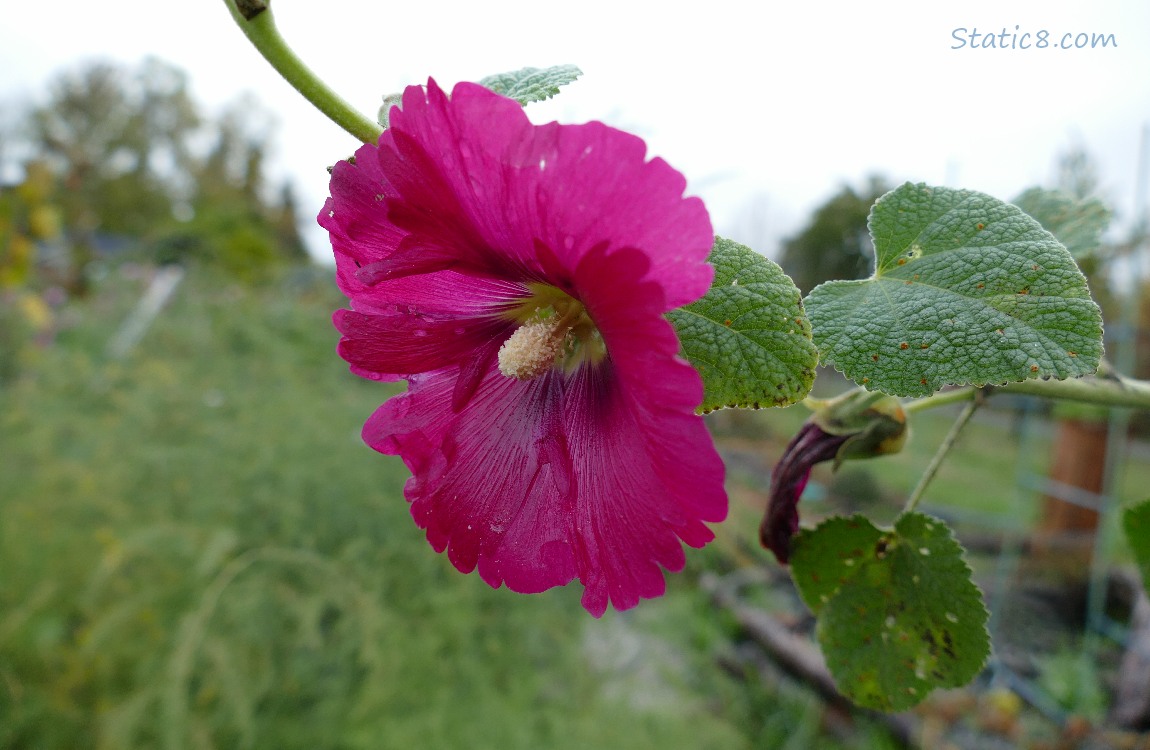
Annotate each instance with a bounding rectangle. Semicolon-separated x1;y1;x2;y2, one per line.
1013;187;1111;259
805;183;1103;397
1124;499;1150;597
478;65;582;106
790;512;990;711
788;515;885;614
377;93;404;129
668;237;818;412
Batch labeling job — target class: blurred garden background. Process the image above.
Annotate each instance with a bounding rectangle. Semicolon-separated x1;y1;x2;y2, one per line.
3;57;1150;750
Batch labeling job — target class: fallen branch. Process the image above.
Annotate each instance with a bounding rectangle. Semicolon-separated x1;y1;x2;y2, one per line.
700;571;918;748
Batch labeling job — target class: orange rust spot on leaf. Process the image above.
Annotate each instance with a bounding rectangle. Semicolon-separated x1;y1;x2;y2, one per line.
900;342;909;350
872;354;880;361
996;328;1005;335
1018;287;1030;295
976;222;985;230
920;343;929;349
1068;351;1078;357
723;319;732;326
977;283;985;289
897;258;907;266
1030;365;1039;372
921;377;928;385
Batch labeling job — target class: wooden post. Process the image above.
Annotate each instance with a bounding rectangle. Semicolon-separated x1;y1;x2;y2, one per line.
1029;418;1109;579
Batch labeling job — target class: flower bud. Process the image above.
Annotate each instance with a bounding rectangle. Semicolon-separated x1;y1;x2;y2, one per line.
760;390;908;563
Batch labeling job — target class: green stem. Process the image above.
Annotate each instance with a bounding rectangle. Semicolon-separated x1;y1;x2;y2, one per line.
999;372;1150;409
903;387;978;414
223;0;383;145
802;388;888;413
904;396;982;514
902;371;1150;415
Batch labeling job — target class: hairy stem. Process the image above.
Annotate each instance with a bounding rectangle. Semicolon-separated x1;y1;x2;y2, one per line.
222;0;383;144
904;396;982;514
902;386;979;414
802;388;888;413
903;370;1150;415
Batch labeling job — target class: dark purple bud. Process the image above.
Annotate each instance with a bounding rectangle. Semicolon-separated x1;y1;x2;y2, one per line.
760;391;909;564
760;421;850;563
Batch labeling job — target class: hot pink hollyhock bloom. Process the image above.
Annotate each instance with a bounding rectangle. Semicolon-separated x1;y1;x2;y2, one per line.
320;79;726;617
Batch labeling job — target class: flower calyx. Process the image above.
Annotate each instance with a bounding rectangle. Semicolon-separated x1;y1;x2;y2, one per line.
809;389;909;467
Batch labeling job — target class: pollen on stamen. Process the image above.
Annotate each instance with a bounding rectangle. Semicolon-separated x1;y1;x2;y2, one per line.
497;319;566;379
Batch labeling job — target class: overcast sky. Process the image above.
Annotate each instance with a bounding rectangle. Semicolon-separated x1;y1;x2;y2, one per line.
2;0;1148;260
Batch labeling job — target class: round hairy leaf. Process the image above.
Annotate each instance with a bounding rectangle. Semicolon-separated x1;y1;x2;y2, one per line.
788;514;885;614
668;237;818;412
1013;187;1111;259
1124;499;1150;597
805;183;1103;397
790;512;990;711
478;65;582;105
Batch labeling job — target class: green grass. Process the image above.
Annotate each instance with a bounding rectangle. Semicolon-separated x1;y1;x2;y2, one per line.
1;264;901;750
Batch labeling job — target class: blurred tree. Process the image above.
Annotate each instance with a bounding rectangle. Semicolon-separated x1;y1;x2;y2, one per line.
1057;145;1099;202
194;94;273;208
0;160;61;381
152;95;308;278
31;57;199;239
12;58;310;285
272;182;309;261
779;175;891;295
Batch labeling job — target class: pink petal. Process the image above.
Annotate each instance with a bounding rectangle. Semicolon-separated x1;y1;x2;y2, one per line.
334;308;512;379
365;356;724;617
570;242;726;530
349;80;714;303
